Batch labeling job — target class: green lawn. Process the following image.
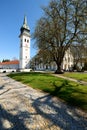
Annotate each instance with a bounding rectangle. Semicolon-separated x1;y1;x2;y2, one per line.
8;72;87;112
62;72;87;82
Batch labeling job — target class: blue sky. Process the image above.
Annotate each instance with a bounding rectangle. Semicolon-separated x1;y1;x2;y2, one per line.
0;0;50;61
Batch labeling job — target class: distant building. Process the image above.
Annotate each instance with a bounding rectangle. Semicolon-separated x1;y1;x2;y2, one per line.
30;44;87;71
0;60;19;69
32;48;74;71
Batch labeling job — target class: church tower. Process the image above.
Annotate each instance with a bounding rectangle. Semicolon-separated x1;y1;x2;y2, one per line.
19;16;30;70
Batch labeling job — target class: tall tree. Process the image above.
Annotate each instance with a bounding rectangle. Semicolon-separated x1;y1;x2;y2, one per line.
33;0;87;73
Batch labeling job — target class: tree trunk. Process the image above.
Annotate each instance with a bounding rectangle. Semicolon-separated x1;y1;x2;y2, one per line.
55;61;64;74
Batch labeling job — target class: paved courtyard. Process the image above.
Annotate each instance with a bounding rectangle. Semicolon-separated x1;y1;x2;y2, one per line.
0;73;87;130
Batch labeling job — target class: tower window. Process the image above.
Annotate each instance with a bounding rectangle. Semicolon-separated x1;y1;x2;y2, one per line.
25;56;27;59
27;40;29;43
25;39;26;42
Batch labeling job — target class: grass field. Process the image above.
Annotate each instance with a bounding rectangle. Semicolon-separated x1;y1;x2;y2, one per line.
8;72;87;112
62;72;87;82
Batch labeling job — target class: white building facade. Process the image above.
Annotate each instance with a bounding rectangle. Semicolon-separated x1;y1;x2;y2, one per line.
0;60;19;69
32;48;74;71
0;60;19;72
62;48;74;71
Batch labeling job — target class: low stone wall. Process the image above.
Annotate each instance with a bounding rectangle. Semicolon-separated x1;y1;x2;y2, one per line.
19;69;32;72
0;69;16;73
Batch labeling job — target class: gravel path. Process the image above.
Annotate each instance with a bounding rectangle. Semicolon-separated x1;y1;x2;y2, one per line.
0;73;87;130
52;74;87;85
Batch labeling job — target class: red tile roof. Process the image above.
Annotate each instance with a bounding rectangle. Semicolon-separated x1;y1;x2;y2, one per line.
0;60;19;65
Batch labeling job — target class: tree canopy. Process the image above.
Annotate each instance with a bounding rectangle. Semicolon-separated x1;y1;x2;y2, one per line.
33;0;87;73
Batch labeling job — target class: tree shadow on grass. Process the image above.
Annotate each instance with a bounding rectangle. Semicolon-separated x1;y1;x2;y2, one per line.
52;80;69;95
51;80;87;111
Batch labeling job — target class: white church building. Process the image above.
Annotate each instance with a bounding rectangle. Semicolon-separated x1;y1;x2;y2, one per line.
19;16;30;70
0;16;31;72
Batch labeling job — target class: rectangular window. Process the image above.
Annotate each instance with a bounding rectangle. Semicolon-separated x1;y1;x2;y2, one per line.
25;39;26;42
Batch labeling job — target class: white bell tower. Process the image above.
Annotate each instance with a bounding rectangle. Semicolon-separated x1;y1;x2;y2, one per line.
19;16;30;70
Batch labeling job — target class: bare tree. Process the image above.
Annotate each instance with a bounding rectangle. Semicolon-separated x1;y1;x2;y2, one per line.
33;0;87;73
